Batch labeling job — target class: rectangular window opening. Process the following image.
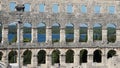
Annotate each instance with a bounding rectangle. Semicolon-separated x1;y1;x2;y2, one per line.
108;6;115;14
25;3;30;12
10;2;16;11
94;6;100;13
52;4;58;13
67;4;72;13
39;4;45;12
81;5;87;13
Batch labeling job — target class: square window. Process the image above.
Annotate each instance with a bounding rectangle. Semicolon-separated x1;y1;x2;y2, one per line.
94;6;100;13
39;4;45;12
52;4;58;13
81;5;87;13
108;6;115;14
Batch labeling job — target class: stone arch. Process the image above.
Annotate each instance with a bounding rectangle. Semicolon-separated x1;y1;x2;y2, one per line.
8;22;17;43
65;49;74;63
107;23;116;43
79;23;88;42
37;50;46;65
80;49;88;64
107;50;116;59
52;23;60;43
51;50;60;65
8;50;17;63
23;23;32;42
93;50;102;63
0;51;3;61
93;23;102;41
37;22;46;42
23;49;32;65
65;23;74;42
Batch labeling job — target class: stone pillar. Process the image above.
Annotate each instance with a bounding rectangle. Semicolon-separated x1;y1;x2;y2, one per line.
74;28;79;43
74;54;79;66
88;51;93;63
2;25;8;44
60;28;65;43
31;27;37;43
46;26;52;44
87;28;93;43
102;28;107;43
116;29;120;42
31;54;37;67
46;54;51;67
2;50;8;67
17;24;23;43
60;54;65;66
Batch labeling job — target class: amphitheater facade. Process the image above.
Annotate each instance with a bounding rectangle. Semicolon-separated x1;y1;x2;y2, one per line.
0;0;120;68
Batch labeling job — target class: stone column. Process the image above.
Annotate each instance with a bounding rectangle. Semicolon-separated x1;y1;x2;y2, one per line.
46;26;52;44
102;28;107;43
17;24;23;43
60;54;65;66
74;28;79;43
46;54;51;67
2;25;8;44
60;28;65;43
116;29;120;42
74;54;79;66
31;54;38;67
87;51;93;63
31;27;37;43
87;28;93;43
2;50;8;67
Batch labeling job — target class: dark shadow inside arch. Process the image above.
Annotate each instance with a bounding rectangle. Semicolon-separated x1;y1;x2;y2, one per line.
52;50;60;65
37;50;46;65
107;50;116;59
52;23;60;43
107;24;116;43
0;23;2;43
93;50;102;63
80;49;88;64
8;23;17;43
65;23;74;42
37;23;46;42
23;23;31;42
8;51;17;63
79;24;88;42
23;50;32;65
66;50;74;63
0;52;3;61
93;23;102;41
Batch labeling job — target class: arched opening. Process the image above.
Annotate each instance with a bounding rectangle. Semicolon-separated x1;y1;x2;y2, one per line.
8;22;17;43
93;50;102;63
66;50;74;63
23;23;32;42
65;23;74;42
52;23;60;43
37;50;46;65
80;49;88;64
23;50;32;65
107;50;116;59
0;23;2;43
52;50;60;65
8;51;17;63
79;24;88;42
93;23;102;41
0;52;3;61
37;23;46;42
107;24;116;43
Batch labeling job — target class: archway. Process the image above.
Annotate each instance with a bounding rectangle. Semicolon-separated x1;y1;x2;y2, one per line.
79;24;88;42
93;50;102;63
107;50;116;59
0;52;3;61
107;24;116;43
80;49;88;64
37;23;46;42
23;23;32;42
93;23;102;41
37;50;46;65
66;50;74;63
8;51;17;63
23;50;32;65
52;50;60;65
52;23;60;43
65;23;74;42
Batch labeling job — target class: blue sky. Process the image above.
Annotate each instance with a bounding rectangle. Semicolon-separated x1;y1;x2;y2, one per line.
9;2;115;27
